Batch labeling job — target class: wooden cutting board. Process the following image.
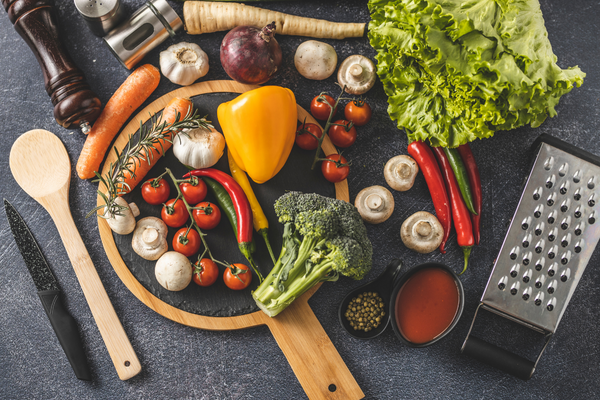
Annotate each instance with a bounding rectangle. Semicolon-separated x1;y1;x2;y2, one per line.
97;80;363;400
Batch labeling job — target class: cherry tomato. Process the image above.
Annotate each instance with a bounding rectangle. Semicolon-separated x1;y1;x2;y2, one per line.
223;263;252;290
310;94;337;121
344;100;372;126
321;154;350;183
192;258;219;287
192;201;221;230
180;178;207;204
328;120;357;148
172;227;201;257
295;123;323;150
161;198;189;228
141;178;170;205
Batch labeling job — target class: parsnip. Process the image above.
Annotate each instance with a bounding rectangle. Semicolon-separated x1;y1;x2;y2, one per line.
183;1;365;39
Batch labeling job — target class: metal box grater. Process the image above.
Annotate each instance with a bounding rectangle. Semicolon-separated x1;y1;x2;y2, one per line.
462;134;600;380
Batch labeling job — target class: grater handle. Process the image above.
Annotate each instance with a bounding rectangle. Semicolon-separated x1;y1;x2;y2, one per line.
462;335;535;380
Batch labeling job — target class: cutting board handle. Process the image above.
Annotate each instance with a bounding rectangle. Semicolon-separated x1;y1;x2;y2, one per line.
265;297;363;400
3;0;101;130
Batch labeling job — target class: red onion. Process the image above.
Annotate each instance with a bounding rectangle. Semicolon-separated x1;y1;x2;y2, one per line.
220;22;283;85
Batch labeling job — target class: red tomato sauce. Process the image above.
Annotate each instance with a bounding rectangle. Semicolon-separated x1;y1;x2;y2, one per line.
395;267;459;344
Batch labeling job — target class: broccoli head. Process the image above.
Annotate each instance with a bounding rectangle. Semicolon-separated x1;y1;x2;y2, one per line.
253;192;373;317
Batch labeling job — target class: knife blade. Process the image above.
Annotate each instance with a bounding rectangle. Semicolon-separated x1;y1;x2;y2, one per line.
4;199;92;381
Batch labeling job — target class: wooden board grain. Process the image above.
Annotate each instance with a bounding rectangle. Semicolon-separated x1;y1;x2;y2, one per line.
97;80;362;399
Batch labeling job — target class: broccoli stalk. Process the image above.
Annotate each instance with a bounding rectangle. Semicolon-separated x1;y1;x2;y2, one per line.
252;192;373;318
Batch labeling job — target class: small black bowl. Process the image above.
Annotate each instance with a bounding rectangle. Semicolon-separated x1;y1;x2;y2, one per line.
390;262;464;347
338;259;403;339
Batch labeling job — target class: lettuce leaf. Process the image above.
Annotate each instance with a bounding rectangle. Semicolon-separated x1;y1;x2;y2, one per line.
368;0;585;147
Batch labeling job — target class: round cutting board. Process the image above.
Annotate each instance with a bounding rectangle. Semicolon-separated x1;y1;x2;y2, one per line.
97;80;362;400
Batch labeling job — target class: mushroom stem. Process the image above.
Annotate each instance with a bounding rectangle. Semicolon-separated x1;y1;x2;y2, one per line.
414;220;433;238
142;227;160;247
129;202;140;218
397;163;413;179
349;64;364;79
365;193;384;212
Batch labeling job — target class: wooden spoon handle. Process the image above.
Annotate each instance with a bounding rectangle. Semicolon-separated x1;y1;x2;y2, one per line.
265;298;363;400
42;195;141;380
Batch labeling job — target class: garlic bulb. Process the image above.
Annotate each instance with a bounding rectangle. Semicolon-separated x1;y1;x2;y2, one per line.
160;42;209;86
173;128;225;169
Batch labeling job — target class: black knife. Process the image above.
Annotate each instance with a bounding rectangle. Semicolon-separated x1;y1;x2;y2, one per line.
4;199;92;381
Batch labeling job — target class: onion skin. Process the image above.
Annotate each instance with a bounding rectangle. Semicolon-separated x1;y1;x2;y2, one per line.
220;22;283;84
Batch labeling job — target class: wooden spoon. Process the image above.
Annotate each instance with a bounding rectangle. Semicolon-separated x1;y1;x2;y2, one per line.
9;129;141;380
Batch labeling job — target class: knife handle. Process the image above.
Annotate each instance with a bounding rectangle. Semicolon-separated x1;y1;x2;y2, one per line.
38;290;92;381
2;0;101;130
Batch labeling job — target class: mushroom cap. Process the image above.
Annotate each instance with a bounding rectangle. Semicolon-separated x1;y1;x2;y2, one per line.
400;211;443;254
294;40;338;80
155;251;192;291
106;197;139;235
132;217;168;260
337;55;376;95
354;185;395;224
384;155;419;192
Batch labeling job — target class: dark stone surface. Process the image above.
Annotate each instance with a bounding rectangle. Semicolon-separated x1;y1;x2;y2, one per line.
1;1;598;399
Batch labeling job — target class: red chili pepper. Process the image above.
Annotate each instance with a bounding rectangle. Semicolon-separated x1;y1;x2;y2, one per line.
457;143;482;245
432;146;474;275
184;168;263;281
407;141;451;254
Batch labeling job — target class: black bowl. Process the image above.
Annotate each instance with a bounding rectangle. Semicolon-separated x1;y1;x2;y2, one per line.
338;259;404;339
389;262;464;347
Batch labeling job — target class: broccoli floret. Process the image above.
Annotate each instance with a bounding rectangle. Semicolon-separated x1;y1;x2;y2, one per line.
274;191;330;223
253;192;372;317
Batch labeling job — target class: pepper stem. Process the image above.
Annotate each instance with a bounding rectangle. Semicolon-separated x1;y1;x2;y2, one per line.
259;228;277;264
460;246;472;275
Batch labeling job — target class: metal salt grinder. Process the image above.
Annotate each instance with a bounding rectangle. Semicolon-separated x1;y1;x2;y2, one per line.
103;0;183;69
74;0;126;37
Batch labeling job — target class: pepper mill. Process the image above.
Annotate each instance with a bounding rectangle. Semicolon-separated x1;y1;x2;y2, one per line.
3;0;101;132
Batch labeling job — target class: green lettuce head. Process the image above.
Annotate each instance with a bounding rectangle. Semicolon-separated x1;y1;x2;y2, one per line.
368;0;585;147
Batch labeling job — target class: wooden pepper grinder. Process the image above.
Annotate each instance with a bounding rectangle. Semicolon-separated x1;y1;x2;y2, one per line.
3;0;101;132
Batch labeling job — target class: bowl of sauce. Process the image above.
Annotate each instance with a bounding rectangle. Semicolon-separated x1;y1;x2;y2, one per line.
390;262;464;347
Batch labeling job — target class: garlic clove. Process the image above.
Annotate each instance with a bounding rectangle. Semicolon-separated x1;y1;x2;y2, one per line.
160;42;209;86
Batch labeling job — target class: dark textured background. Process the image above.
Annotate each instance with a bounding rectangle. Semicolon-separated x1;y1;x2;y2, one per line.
1;1;598;399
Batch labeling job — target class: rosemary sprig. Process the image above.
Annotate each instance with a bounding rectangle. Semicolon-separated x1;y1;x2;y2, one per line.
88;107;213;219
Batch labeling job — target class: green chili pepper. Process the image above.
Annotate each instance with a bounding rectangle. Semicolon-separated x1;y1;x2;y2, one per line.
443;147;478;215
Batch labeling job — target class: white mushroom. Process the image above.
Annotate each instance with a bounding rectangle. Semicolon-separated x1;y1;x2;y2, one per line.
131;217;168;261
155;251;192;291
354;185;394;224
294;40;338;80
337;55;376;95
401;211;444;254
106;197;140;235
384;155;419;192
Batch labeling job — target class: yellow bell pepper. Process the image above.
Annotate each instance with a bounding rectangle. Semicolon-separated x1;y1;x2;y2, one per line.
217;86;297;184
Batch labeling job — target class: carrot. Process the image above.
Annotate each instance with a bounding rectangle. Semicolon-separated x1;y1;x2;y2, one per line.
76;64;160;180
118;97;194;194
183;1;365;39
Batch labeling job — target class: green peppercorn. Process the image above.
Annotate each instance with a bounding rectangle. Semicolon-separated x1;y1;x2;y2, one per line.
344;291;386;333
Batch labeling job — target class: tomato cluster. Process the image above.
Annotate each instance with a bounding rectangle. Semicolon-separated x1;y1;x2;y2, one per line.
297;95;373;183
138;175;252;290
